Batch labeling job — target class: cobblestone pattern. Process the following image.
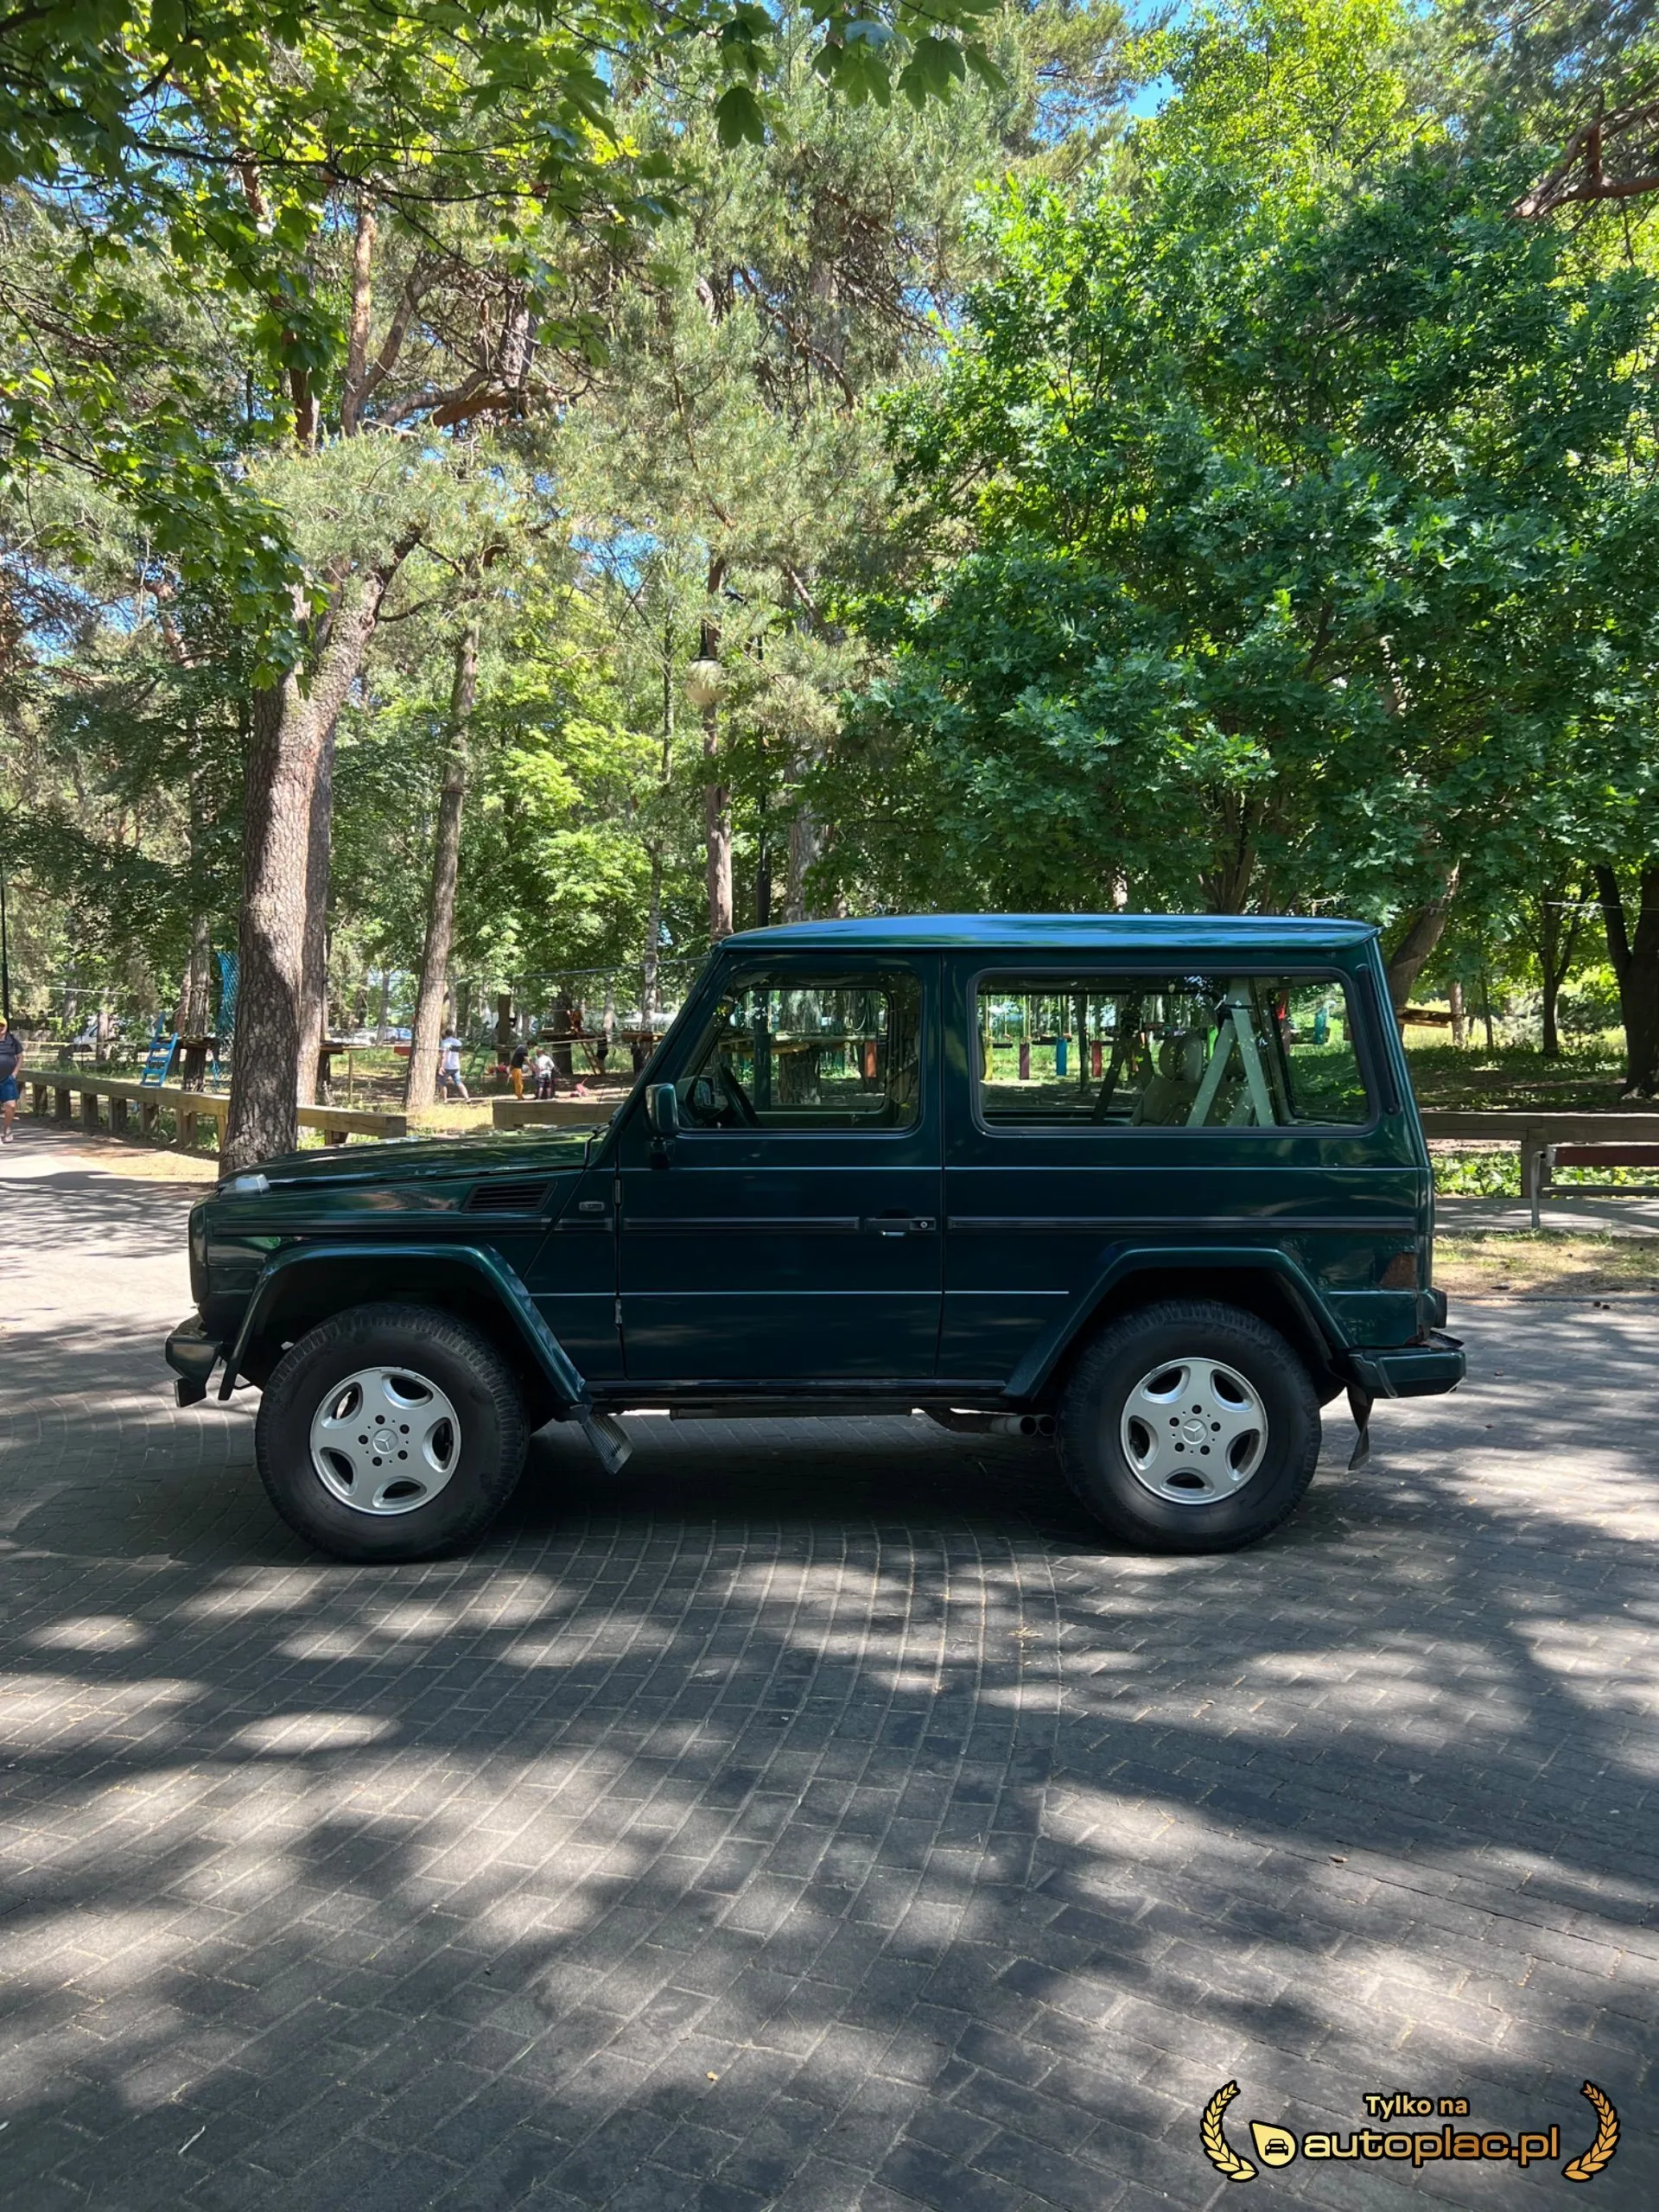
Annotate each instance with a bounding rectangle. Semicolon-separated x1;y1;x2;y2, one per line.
0;1137;1655;2210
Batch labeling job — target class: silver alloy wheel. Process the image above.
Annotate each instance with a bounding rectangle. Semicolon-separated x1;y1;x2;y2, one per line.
308;1366;462;1516
1119;1356;1268;1504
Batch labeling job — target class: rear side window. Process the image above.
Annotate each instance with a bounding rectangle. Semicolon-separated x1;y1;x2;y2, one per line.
976;975;1370;1128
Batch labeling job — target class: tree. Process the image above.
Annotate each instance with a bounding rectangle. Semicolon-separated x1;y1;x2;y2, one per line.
406;619;480;1109
823;0;1659;985
566;2;1132;943
3;0;1010;1167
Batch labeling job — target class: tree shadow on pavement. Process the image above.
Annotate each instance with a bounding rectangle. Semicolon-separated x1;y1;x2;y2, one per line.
0;1315;1653;2211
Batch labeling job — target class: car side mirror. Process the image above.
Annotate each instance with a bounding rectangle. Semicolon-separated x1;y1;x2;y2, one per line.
645;1083;680;1141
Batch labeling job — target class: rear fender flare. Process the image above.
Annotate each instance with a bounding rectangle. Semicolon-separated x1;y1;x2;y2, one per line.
1006;1245;1345;1402
223;1242;588;1412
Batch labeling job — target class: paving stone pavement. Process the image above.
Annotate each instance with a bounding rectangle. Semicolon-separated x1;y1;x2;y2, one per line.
1;1132;1655;2211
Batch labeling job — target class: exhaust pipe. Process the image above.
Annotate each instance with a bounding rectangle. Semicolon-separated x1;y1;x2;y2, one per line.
924;1408;1055;1439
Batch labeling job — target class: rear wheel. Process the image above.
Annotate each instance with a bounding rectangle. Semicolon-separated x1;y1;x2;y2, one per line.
1058;1299;1319;1552
255;1302;526;1562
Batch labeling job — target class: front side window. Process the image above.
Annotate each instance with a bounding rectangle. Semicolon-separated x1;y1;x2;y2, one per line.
976;975;1370;1128
679;971;922;1131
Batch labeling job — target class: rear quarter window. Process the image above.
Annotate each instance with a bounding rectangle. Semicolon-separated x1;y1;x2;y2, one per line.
976;974;1370;1128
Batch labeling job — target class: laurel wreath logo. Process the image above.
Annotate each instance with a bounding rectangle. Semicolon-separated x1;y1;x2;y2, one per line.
1199;2081;1257;2183
1562;2081;1618;2182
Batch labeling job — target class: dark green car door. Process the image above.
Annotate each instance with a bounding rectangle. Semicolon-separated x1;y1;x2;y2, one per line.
616;956;942;1382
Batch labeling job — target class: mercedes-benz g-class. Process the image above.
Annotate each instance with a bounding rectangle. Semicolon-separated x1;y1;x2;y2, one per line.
166;916;1463;1562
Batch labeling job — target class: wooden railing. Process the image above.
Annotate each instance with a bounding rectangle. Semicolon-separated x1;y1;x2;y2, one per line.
27;1074;407;1152
22;1075;1659;1217
492;1094;628;1130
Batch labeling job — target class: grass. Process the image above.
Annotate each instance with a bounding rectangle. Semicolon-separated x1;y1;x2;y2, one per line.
1402;1035;1632;1112
1437;1234;1659;1298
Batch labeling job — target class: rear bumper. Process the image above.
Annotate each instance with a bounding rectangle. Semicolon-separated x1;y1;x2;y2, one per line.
1344;1330;1465;1399
164;1315;222;1406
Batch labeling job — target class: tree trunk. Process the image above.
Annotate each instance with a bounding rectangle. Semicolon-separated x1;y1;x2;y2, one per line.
1201;791;1256;912
1384;868;1459;1012
1536;879;1586;1061
225;575;397;1171
642;846;663;1024
1595;862;1659;1095
1448;978;1465;1049
179;912;213;1039
786;802;820;924
296;717;336;1103
405;620;480;1112
1541;964;1561;1058
495;992;513;1058
754;786;772;929
704;709;732;941
701;557;731;942
551;988;574;1079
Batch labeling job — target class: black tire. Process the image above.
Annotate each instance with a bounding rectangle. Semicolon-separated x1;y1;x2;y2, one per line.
254;1302;527;1562
1057;1299;1320;1554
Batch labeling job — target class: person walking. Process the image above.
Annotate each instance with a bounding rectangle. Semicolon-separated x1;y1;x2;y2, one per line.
438;1034;469;1100
0;1016;22;1144
508;1042;528;1099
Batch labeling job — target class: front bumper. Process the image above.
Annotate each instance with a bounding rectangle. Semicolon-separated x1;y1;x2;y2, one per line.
164;1316;221;1406
1344;1330;1465;1399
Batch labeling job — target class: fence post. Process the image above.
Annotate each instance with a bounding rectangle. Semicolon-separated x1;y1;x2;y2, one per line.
1522;1131;1545;1230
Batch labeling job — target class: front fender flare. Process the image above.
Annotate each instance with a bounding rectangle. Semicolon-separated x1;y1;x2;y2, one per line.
221;1242;589;1414
1005;1244;1346;1402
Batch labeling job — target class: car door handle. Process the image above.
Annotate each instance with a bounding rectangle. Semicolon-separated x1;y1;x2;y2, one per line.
864;1214;937;1236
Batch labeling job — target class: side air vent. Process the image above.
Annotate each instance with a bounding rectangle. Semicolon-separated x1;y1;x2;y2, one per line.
464;1180;552;1215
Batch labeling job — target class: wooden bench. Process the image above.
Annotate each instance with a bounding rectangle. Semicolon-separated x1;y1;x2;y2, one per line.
27;1076;407;1154
1420;1111;1659;1227
1537;1143;1659;1209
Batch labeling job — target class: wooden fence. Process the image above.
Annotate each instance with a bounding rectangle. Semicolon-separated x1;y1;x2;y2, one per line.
22;1077;1659;1224
492;1095;628;1130
27;1075;406;1152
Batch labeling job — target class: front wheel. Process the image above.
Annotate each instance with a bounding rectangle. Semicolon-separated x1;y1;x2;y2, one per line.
1058;1300;1320;1553
254;1303;527;1562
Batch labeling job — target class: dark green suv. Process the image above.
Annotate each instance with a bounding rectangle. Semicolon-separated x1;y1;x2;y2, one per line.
166;916;1463;1562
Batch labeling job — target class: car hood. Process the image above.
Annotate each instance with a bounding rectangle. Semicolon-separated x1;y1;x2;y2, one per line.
222;1128;603;1192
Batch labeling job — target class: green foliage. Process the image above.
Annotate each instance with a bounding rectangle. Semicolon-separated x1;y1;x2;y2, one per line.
0;0;1011;677
8;0;1658;1097
823;0;1659;925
